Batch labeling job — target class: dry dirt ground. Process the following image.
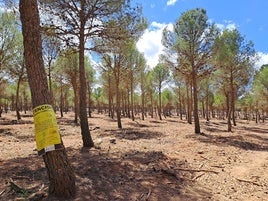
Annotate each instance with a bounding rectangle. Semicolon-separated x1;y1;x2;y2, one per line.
0;112;268;201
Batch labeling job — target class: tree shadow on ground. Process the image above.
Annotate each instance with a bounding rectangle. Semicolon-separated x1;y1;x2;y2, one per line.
101;128;163;141
240;126;268;134
149;120;166;124
195;133;268;151
244;134;268;142
0;128;35;142
0;155;47;200
0;148;213;201
127;121;150;128
72;148;212;201
0;119;33;125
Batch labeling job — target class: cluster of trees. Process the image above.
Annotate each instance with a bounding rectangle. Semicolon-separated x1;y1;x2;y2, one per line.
1;7;265;132
0;1;267;198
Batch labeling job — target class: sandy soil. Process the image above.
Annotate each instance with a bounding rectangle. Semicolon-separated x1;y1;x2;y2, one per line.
0;112;267;201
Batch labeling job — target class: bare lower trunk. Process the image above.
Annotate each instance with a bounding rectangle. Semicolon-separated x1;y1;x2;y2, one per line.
19;1;75;198
78;4;94;147
192;73;200;134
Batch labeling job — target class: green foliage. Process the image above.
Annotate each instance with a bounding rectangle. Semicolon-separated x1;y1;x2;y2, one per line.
162;88;174;105
213;93;226;109
152;63;169;92
0;11;21;77
213;28;256;95
252;64;268;107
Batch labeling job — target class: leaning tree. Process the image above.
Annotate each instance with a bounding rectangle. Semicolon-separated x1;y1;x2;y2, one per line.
19;0;75;198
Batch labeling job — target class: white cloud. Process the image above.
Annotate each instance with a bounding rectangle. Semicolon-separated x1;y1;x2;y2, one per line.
136;22;172;68
215;20;237;31
226;23;236;30
255;52;268;69
167;0;178;6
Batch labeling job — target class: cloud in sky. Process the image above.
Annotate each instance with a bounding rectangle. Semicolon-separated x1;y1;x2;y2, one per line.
166;0;178;6
256;52;268;69
213;20;237;31
137;20;268;71
136;22;172;68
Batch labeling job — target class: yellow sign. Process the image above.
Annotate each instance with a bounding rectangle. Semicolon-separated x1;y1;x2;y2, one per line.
33;104;61;155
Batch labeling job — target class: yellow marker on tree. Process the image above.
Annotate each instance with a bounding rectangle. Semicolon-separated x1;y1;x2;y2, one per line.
33;104;61;155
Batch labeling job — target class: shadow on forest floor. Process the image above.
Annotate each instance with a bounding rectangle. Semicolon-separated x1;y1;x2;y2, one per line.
101;127;164;141
0;148;212;201
194;132;268;152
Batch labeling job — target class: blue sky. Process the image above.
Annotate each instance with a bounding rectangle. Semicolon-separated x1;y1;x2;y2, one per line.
135;0;268;68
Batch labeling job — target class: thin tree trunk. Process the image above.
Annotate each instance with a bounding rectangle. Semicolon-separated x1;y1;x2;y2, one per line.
114;57;122;128
158;85;162;120
19;1;75;198
15;76;22;120
60;82;63;118
206;85;210;122
131;74;135;121
178;86;183;120
141;90;145;120
231;84;236;126
186;80;191;124
226;93;232;132
192;70;200;134
78;2;94;147
116;84;122;128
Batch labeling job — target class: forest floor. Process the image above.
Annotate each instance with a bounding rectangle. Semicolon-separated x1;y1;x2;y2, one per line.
0;112;268;201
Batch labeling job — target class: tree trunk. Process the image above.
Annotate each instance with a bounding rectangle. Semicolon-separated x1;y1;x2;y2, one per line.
116;81;122;128
19;0;75;198
141;91;145;120
178;86;183;120
186;80;192;124
15;76;22;120
60;81;63;118
158;85;162;120
74;84;79;124
192;71;200;134
130;74;135;121
226;93;232;132
87;80;92;118
48;60;54;108
231;83;236;126
206;86;210;122
78;2;94;147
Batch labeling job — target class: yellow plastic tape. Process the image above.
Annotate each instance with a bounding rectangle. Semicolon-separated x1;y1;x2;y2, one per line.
33;104;61;154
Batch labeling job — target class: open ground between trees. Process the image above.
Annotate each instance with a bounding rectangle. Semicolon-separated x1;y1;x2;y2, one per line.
0;112;268;200
0;1;267;200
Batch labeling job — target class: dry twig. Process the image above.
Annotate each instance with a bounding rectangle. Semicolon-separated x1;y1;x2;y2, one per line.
235;178;262;186
146;188;151;200
175;168;219;174
0;188;6;196
192;172;206;181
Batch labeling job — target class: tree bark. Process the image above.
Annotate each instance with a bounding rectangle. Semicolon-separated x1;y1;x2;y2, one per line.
19;0;75;198
226;93;232;132
158;84;162;120
78;1;94;147
15;76;22;120
192;70;200;134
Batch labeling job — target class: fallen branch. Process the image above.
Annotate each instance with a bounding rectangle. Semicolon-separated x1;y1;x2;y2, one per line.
137;192;144;201
174;168;219;174
0;188;6;196
9;179;28;194
211;165;225;169
192;172;205;181
146;188;151;200
235;178;262;186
